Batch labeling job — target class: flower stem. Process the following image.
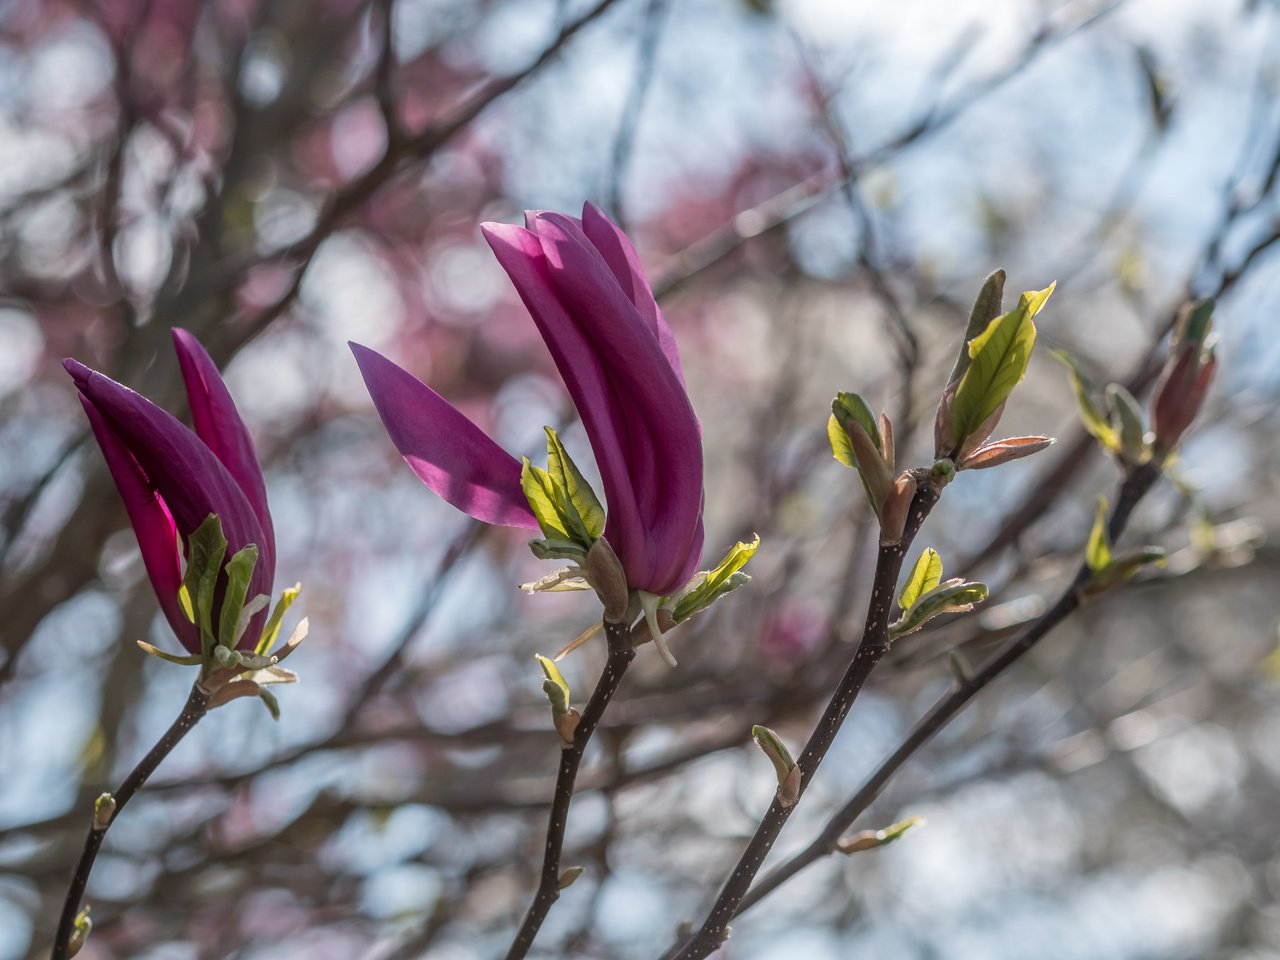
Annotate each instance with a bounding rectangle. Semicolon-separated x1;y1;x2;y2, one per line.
503;618;636;960
51;681;211;960
665;480;941;960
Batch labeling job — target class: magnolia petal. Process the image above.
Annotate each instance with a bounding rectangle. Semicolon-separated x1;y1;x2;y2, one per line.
578;201;686;386
350;342;538;530
524;215;704;593
76;392;196;652
66;359;273;650
171;329;275;574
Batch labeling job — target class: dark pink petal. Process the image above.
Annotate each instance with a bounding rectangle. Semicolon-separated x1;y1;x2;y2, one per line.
171;328;275;576
350;342;538;530
578;202;686;387
76;391;197;652
484;214;704;595
65;358;274;650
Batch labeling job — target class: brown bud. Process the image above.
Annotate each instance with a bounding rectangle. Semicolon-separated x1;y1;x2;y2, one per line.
586;538;630;622
879;474;917;545
958;436;1054;470
1152;344;1216;456
554;708;581;746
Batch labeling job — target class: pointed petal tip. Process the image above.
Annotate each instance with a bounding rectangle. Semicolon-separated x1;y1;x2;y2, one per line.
63;357;92;383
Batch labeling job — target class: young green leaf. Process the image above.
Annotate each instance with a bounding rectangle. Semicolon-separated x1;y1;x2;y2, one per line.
828;414;856;468
947;269;1006;386
1086;497;1112;573
1089;546;1167;592
890;579;989;637
217;544;259;649
898;548;944;610
544;426;606;542
831;393;882;455
256;582;301;656
671;535;760;623
136;641;204;666
521;458;572;542
183;514;228;657
950;283;1055;447
1050;349;1120;451
836;815;926;854
1106;383;1149;463
536;654;571;716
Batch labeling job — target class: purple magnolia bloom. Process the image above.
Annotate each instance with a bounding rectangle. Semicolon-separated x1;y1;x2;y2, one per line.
353;202;704;597
66;330;275;653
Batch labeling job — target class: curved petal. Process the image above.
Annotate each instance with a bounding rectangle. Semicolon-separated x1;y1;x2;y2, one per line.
484;215;704;595
171;328;275;575
66;359;274;650
578;201;685;386
350;342;538;530
74;389;196;651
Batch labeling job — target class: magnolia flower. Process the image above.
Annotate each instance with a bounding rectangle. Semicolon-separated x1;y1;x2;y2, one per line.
353;202;705;610
66;330;275;653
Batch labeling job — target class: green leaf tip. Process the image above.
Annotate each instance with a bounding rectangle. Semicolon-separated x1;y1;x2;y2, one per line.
751;724;800;806
891;579;989;637
670;534;760;624
521;428;606;551
837;815;926;854
898;548;943;610
1086;497;1112;574
1050;349;1121;453
183;513;228;657
949;281;1055;450
536;654;571;716
948;269;1007;386
217;543;259;650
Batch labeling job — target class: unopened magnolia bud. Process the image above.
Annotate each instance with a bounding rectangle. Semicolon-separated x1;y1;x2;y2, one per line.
586;538;630;622
92;793;115;830
558;865;585;889
554;708;581;746
779;765;801;808
1152;344;1217;457
68;906;92;957
879;475;917;545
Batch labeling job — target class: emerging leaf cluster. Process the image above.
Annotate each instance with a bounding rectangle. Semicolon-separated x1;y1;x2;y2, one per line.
890;547;988;638
523;427;606;561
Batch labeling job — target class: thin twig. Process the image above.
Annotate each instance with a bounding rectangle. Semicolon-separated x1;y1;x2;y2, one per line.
735;461;1162;918
664;478;942;960
503;618;637;960
51;681;212;960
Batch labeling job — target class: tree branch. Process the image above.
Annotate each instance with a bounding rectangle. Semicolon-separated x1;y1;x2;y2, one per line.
503;618;637;960
51;680;211;960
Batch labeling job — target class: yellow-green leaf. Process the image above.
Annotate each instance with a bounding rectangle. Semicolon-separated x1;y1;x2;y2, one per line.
898;547;943;610
256;583;301;656
1086;497;1112;573
671;534;760;623
545;426;605;542
828;414;856;468
951;283;1054;445
521;458;571;542
536;654;571;716
947;269;1006;386
217;544;259;650
890;579;988;637
183;514;227;657
1050;349;1120;451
